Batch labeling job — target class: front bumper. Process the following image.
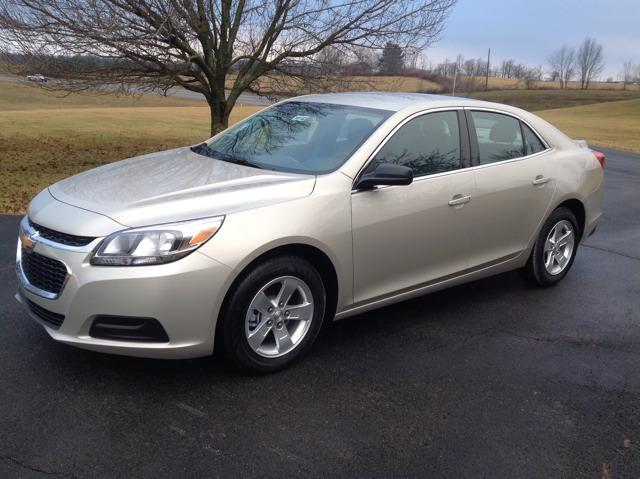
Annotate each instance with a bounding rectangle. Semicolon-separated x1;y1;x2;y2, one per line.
15;226;233;359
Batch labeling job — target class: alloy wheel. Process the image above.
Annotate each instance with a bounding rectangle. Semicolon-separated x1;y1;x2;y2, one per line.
543;219;575;275
245;276;315;358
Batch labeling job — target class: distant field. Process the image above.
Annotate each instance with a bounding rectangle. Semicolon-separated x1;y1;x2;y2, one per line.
468;89;640;111
455;76;640;91
0;80;206;109
234;74;635;94
1;80;638;214
235;74;443;94
351;75;442;93
538;99;640;152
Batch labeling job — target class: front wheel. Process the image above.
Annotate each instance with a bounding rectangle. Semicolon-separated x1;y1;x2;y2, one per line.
522;207;579;287
218;256;326;373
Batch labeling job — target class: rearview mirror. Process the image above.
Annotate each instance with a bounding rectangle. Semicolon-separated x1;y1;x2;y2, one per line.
355;163;413;190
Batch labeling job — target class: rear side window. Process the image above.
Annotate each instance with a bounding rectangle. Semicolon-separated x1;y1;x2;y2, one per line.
522;123;546;155
370;111;462;177
470;111;524;164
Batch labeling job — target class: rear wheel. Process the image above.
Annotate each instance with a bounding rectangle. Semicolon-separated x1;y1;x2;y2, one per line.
218;256;326;373
522;207;579;286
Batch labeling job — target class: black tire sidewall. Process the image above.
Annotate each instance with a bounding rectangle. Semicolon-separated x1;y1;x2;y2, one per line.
530;207;579;286
220;256;326;373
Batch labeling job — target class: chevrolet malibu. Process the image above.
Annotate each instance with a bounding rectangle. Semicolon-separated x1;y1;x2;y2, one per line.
15;93;605;372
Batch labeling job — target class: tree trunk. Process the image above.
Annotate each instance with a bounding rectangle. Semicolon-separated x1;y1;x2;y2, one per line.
208;99;230;137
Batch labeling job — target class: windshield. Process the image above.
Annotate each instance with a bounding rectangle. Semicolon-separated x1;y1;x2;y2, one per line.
193;101;392;174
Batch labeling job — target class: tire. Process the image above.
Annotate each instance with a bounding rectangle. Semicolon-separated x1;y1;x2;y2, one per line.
218;255;326;373
522;207;580;287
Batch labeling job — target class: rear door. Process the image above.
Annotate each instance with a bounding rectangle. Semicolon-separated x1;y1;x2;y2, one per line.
351;109;475;303
466;109;557;268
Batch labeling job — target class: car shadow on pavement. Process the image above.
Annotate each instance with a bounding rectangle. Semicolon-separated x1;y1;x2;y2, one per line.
28;269;529;386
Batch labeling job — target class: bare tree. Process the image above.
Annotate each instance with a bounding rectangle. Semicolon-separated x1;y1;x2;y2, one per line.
434;57;454;77
0;0;457;135
500;58;516;79
413;51;431;72
343;46;376;75
315;46;345;76
512;63;527;79
576;37;604;90
621;61;635;90
522;65;543;89
547;45;575;88
462;58;475;77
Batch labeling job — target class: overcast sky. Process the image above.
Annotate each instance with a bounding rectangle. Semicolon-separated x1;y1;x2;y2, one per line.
425;0;640;79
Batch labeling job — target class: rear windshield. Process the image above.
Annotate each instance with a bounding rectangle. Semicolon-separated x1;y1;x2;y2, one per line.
194;101;392;174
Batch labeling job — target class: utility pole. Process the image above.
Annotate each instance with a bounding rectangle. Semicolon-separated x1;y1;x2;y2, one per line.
452;66;457;96
452;54;462;96
485;48;491;90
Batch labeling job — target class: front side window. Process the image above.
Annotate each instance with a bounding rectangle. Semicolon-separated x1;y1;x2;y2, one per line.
193;101;392;174
471;111;524;164
368;111;462;177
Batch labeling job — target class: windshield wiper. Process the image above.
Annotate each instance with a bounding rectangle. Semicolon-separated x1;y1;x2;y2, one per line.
190;143;266;170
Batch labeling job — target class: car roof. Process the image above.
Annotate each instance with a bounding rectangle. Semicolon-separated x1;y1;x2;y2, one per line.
292;92;480;112
282;91;575;150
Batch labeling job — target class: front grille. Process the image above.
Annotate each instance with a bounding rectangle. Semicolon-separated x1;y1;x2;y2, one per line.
21;251;68;295
30;220;95;247
25;298;65;329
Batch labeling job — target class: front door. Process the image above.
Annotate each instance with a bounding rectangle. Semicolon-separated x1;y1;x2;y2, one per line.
351;110;475;304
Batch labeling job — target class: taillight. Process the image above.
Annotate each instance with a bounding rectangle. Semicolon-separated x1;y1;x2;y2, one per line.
592;151;606;168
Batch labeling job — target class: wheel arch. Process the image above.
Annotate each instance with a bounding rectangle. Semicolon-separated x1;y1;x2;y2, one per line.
555;198;586;239
215;242;340;347
523;196;587;265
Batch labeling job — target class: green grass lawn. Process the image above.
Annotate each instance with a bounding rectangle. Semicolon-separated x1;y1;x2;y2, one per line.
1;81;638;214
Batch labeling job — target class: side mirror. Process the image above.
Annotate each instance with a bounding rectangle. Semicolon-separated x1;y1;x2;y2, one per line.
355;162;413;190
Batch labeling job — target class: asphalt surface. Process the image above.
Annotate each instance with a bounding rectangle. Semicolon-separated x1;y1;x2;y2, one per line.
0;148;638;478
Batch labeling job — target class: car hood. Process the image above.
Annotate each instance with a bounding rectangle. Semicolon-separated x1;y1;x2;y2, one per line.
48;147;316;228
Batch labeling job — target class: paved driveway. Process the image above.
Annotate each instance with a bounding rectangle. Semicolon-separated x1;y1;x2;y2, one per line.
0;148;638;478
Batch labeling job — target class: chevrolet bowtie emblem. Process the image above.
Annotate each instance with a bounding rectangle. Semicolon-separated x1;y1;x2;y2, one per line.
20;229;37;251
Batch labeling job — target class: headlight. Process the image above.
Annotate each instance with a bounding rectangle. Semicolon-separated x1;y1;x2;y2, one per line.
90;217;224;266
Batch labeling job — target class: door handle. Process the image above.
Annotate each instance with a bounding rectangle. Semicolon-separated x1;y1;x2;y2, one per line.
448;194;471;207
532;175;550;186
